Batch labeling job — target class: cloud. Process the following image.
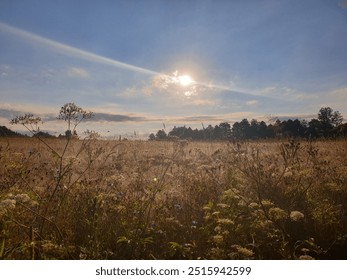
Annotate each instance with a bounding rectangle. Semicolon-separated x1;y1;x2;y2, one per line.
93;112;147;122
258;86;297;97
67;67;90;78
330;87;347;98
0;102;58;118
246;100;258;106
0;108;26;120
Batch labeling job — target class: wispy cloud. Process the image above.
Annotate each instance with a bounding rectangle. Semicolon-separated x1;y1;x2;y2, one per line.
67;67;89;78
330;87;347;98
246;100;258;106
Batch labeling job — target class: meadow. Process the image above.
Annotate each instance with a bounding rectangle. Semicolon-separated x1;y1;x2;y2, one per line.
0;137;346;259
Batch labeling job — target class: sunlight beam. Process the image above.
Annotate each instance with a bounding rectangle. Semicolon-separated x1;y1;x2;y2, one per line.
0;21;159;76
0;22;279;100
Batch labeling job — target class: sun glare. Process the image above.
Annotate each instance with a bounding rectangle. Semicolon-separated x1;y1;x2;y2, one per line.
178;75;193;86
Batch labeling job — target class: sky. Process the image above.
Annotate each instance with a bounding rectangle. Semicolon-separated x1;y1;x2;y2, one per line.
1;0;347;138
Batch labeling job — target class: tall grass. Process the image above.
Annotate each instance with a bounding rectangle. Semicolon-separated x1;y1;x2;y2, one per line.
0;137;346;259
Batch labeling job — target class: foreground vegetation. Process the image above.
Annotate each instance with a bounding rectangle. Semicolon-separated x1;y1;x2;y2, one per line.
1;136;346;259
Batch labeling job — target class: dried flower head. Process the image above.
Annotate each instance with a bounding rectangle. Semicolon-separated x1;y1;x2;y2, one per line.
290;211;305;222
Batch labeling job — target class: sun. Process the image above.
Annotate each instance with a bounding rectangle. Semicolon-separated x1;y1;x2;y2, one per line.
178;75;194;86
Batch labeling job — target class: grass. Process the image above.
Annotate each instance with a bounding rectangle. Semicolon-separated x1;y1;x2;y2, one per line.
0;137;346;259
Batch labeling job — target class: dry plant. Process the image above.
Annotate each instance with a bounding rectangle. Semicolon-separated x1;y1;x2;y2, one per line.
1;123;347;259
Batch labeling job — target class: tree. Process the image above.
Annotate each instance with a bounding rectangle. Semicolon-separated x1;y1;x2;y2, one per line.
318;107;343;127
218;122;232;140
155;129;167;140
232;119;250;139
332;111;343;127
58;103;93;138
148;133;156;141
249;119;259;139
317;107;343;137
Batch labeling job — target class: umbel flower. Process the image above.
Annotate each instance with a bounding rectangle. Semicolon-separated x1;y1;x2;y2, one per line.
290;211;305;222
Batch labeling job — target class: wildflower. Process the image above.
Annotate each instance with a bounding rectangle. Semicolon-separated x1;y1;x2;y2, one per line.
249;202;259;209
261;200;274;208
212;235;224;244
237;246;254;258
268;207;288;221
153;177;158;183
0;199;16;209
217;218;234;225
290;211;305;222
214;226;222;233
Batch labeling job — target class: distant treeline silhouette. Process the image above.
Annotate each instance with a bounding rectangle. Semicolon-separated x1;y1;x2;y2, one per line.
149;107;347;140
0;125;26;137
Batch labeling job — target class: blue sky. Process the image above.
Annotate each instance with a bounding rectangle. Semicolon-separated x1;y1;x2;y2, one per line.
1;0;347;138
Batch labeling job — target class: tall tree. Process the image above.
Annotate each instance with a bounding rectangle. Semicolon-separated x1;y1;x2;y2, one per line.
317;107;343;136
232;119;250;139
218;122;232;140
318;107;343;127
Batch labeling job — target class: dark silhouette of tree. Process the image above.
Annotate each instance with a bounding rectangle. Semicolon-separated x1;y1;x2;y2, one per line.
318;107;343;127
218;122;232;140
148;107;344;141
307;118;321;138
155;129;167;140
0;125;26;137
232;119;250;139
249;119;259;139
259;121;274;138
279;119;306;137
148;133;156;141
205;125;215;140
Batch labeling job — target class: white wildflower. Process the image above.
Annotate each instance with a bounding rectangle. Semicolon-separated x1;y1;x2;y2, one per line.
212;235;224;244
268;207;288;221
0;199;16;209
290;211;305;222
237;247;254;258
249;202;259;209
217;218;234;225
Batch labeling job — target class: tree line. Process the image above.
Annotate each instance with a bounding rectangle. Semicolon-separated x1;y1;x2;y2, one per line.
149;107;346;141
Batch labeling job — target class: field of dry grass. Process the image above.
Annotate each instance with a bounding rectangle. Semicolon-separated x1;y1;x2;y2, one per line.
1;137;347;259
